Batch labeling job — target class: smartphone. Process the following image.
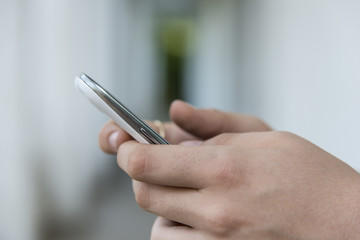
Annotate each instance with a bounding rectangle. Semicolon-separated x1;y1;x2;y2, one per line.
75;73;169;145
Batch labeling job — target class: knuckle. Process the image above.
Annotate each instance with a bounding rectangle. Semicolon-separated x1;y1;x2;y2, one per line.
203;204;237;236
253;131;297;148
127;147;148;179
270;131;297;145
118;143;148;180
133;181;151;210
213;154;238;181
273;130;294;138
213;166;238;184
211;133;234;145
211;148;244;186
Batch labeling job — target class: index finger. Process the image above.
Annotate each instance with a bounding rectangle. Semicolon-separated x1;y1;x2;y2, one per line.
170;100;272;139
117;141;225;189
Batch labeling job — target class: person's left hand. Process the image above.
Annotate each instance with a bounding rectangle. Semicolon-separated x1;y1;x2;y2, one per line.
117;132;360;240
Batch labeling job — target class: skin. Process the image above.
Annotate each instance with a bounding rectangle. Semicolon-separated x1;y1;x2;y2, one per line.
99;100;360;240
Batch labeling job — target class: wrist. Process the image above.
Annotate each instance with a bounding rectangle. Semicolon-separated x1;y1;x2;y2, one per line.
346;177;360;238
320;173;360;240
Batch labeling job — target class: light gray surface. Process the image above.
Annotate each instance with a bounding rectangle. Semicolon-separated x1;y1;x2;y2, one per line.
42;160;156;240
89;172;155;240
90;167;156;240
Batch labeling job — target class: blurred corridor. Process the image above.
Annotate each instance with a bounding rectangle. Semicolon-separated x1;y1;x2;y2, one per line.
1;0;360;239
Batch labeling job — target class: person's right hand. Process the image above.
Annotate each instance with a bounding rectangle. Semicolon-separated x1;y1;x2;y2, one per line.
98;100;271;154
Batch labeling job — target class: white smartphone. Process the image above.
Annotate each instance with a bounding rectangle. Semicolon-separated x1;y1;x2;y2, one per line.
75;73;169;145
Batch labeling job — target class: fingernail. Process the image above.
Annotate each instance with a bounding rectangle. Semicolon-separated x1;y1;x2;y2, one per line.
109;131;120;150
179;140;203;146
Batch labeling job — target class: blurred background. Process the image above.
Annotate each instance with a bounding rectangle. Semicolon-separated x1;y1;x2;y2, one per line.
1;0;360;239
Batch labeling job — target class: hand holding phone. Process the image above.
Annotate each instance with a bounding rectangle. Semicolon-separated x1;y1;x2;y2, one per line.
75;73;169;145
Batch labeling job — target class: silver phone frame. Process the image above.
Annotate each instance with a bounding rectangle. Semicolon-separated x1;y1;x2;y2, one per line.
79;73;169;145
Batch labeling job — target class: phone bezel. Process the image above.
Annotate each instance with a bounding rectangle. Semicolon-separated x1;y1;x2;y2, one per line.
79;73;169;145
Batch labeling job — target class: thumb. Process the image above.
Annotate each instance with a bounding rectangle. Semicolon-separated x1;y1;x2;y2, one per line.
169;100;271;139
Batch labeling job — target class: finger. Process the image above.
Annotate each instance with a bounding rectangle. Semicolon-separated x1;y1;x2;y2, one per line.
203;131;295;149
99;119;199;154
170;100;272;139
134;181;208;233
151;217;202;240
145;121;200;145
99;118;196;154
98;120;133;154
118;141;218;189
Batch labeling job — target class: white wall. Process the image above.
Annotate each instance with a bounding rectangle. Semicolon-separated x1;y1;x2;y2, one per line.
1;2;35;239
192;0;360;171
0;0;157;239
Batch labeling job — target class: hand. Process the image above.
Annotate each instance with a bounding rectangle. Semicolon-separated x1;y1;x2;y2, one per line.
98;100;271;153
117;132;360;240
